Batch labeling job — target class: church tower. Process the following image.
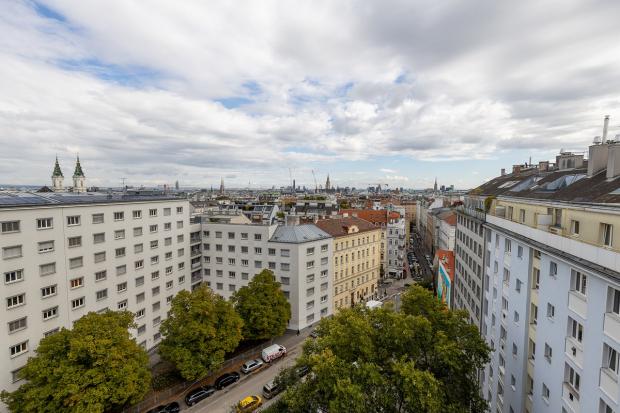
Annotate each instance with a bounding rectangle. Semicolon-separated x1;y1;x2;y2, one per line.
72;156;86;193
325;174;331;191
219;177;225;195
51;156;64;191
434;177;438;192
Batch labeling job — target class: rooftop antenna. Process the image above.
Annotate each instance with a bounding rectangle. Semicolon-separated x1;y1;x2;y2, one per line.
120;177;126;191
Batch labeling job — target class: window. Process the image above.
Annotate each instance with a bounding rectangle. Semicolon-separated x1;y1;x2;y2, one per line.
166;280;173;289
568;317;583;342
177;248;184;257
321;270;328;278
8;317;27;334
255;247;262;255
151;256;159;265
530;303;538;325
268;248;276;256
37;218;53;229
38;240;54;253
116;265;127;276
41;284;57;298
42;306;58;320
307;247;315;256
254;261;262;269
114;247;126;258
93;232;105;244
95;270;107;282
306;274;315;283
114;229;125;240
281;249;290;257
137;324;146;335
135;260;144;270
176;206;183;214
7;294;25;309
117;299;128;310
94;251;106;263
307;287;315;297
10;341;28;357
177;220;183;229
117;282;127;292
240;232;248;240
152;286;160;296
151;271;160;280
71;297;85;309
281;277;290;285
178;275;185;284
546;303;555;319
611;288;620;315
113;211;125;221
307;261;315;269
241;272;248;280
92;213;104;224
519;209;526;223
517;245;523;258
5;269;24;284
70;277;84;289
549;261;557;277
604;344;619;376
136;292;145;303
306;300;315;310
601;223;613;247
69;256;83;269
40;262;56;276
532;268;540;289
135;276;144;287
565;364;580;392
165;251;172;260
570;270;587;296
135;308;145;319
321;244;328;252
1;220;20;233
570;220;580;235
165;237;172;246
68;236;82;248
516;279;522;293
542;383;550;400
166;266;173;275
96;289;108;301
150;224;158;233
505;239;511;253
228;271;236;278
3;245;22;259
544;343;552;361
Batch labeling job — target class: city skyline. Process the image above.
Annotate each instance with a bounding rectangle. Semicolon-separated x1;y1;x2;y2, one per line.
1;1;620;188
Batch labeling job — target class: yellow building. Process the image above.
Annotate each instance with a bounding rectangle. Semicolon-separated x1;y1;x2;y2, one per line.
315;217;382;311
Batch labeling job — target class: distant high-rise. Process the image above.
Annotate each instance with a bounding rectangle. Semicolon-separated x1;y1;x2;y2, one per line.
175;180;179;190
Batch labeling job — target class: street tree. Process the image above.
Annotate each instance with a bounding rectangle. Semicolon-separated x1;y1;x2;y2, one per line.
265;285;490;413
0;311;150;413
231;269;291;340
158;285;243;381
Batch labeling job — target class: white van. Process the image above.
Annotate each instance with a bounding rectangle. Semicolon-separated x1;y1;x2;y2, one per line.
261;344;287;363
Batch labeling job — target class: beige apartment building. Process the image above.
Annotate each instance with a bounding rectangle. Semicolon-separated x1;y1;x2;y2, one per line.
315;217;382;311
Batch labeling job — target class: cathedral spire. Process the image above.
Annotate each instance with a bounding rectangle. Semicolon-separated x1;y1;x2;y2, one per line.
73;155;85;178
52;156;63;177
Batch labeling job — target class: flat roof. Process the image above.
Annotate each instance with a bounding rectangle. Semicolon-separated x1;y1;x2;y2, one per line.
0;191;183;209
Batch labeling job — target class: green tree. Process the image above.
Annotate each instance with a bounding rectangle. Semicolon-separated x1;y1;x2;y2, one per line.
266;286;489;413
158;285;243;381
231;269;291;340
0;311;150;413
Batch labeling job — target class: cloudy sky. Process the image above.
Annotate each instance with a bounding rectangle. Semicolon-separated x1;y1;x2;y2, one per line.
1;0;620;189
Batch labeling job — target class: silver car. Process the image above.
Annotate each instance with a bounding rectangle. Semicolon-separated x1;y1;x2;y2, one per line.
241;359;264;374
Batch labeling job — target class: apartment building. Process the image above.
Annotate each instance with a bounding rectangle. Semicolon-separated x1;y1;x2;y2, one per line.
315;217;382;311
0;192;192;398
197;208;333;331
473;137;620;413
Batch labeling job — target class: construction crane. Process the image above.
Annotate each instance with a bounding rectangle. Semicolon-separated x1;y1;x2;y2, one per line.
311;170;318;193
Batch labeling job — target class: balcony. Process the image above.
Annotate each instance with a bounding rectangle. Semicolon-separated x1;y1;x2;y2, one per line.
600;368;619;403
568;291;587;320
190;237;201;245
191;249;201;257
565;337;583;368
504;252;511;268
562;382;580;413
191;262;201;270
604;312;620;343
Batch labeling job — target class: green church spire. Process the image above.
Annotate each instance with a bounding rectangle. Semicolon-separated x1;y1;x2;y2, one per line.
73;155;85;178
52;156;63;177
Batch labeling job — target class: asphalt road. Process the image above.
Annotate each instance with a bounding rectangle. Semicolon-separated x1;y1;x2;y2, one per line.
185;336;306;413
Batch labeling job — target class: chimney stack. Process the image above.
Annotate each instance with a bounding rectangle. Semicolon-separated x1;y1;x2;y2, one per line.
602;115;610;143
501;168;506;176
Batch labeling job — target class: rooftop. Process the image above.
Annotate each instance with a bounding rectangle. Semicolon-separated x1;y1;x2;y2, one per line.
0;191;182;208
269;224;332;243
338;209;400;224
315;216;380;237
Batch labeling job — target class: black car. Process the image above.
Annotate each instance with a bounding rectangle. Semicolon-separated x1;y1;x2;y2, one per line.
215;371;241;390
147;402;180;413
185;386;215;406
296;365;310;377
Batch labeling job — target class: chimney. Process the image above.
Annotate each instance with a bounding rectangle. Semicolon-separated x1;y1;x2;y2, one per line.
602;115;610;143
512;165;521;175
538;161;549;172
501;168;506;176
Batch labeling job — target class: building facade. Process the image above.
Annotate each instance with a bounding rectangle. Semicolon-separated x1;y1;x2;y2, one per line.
315;217;382;311
0;192;193;398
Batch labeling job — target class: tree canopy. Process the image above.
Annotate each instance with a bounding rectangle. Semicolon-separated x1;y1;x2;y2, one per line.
0;311;150;413
158;284;243;381
266;285;490;413
231;269;291;340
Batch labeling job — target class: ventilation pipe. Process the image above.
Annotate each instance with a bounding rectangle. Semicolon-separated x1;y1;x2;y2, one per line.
602;115;610;143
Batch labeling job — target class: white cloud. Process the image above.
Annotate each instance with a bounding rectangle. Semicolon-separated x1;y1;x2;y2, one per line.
1;0;620;187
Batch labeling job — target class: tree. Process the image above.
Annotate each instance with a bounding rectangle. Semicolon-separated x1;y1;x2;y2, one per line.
158;285;243;381
0;311;150;413
266;286;489;413
231;269;291;340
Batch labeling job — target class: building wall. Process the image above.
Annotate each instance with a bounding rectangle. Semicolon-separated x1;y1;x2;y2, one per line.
332;227;382;310
200;221;332;331
387;218;405;278
0;199;191;396
439;218;456;251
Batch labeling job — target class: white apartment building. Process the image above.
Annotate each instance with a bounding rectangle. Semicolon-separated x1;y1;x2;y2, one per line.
0;192;193;400
386;215;406;279
475;137;620;413
197;209;333;331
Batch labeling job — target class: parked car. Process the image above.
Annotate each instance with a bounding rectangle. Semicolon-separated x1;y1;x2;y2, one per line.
215;371;241;390
185;385;215;406
147;402;180;413
241;359;264;374
262;379;282;399
236;395;263;412
261;344;287;363
310;330;319;338
296;365;310;377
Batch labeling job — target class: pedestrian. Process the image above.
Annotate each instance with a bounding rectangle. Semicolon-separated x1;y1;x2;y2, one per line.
296;329;300;336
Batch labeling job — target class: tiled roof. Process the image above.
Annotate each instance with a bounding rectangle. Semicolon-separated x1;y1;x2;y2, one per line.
315;216;379;237
269;224;331;243
338;209;400;224
0;192;181;208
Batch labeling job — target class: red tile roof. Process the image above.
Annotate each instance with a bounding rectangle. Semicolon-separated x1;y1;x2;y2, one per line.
338;209;401;224
315;216;379;237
